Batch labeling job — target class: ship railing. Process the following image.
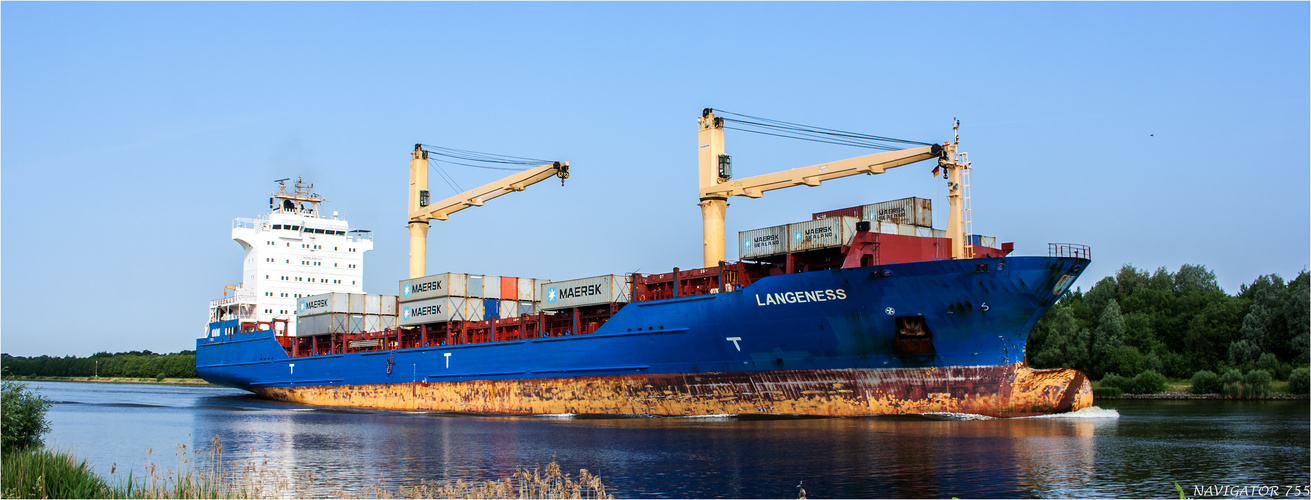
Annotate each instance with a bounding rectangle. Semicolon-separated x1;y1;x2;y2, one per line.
232;217;261;231
1048;243;1091;260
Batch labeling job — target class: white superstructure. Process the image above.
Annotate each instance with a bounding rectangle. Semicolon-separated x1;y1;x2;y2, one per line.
209;178;373;337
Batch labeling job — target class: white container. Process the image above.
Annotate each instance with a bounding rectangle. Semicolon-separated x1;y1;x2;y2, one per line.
299;293;398;316
915;226;933;238
739;224;788;260
876;221;900;235
863;197;932;227
399;297;470;326
896;224;917;236
540;275;631;311
787;217;858;253
468;275;485;298
933;229;947;239
499;300;520;319
517;278;538;301
981;236;997;249
483;275;501;300
400;273;467;302
518;301;537;316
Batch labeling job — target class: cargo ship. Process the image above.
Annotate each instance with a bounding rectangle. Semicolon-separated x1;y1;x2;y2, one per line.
197;111;1093;418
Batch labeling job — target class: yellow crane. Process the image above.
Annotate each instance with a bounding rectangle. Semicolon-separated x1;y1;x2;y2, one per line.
696;109;971;267
407;144;570;279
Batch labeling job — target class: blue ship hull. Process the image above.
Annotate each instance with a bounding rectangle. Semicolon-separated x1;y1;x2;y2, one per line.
197;256;1091;417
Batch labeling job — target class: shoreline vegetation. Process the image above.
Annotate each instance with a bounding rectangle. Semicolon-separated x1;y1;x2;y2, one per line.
11;376;213;386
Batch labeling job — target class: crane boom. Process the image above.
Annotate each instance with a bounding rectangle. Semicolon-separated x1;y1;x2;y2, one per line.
407;144;569;278
697;109;957;267
700;146;940;200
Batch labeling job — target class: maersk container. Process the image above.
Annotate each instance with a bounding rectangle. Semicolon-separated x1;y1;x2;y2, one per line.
399;273;467;302
468;275;485;298
864;197;932;227
739;224;789;260
299;293;396;316
398;297;468;326
540;274;631;311
787;216;858;253
500;276;518;300
484;276;501;300
517;278;537;302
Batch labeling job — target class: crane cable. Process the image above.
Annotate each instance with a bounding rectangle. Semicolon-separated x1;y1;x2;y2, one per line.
713;109;933;151
419;144;563;195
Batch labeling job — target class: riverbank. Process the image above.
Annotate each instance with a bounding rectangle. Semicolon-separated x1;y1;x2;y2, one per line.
1100;391;1309;400
10;376;213;386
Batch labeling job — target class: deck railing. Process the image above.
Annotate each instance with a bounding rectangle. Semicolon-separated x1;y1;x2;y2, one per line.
1048;243;1092;260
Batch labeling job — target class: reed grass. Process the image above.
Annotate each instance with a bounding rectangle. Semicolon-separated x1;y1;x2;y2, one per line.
1;446;115;499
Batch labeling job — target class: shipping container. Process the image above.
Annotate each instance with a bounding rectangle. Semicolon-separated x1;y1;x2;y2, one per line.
981;236;997;249
484;299;500;320
483;276;501;299
468;275;485;298
811;206;862;221
295;312;398;337
398;297;473;326
540;275;631;311
915;226;933;238
399;273;467;302
897;224;917;236
787;217;859;253
501;276;518;300
518;301;537;316
739;224;789;260
863;197;932;227
876;221;900;235
299;293;397;316
933;229;947;238
517;278;537;301
499;299;521;319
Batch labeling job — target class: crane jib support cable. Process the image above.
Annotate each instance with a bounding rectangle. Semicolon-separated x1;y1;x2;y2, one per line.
709;109;934;151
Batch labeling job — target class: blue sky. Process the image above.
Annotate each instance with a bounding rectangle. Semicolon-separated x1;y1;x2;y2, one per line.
3;2;1307;357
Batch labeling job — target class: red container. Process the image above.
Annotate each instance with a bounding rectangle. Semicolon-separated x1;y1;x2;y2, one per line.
500;276;518;300
812;206;862;220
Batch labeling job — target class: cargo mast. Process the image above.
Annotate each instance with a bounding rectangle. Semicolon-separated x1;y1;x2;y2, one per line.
407;144;570;278
697;109;966;267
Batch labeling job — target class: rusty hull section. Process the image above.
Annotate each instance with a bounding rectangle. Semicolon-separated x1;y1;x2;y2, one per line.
255;363;1091;418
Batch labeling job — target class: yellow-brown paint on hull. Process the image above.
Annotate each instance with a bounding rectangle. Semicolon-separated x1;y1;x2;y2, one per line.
253;363;1091;418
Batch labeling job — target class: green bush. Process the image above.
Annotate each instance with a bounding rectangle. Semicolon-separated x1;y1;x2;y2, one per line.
1099;373;1130;392
1130;370;1167;394
1;381;51;451
1289;367;1310;395
1190;370;1222;394
1221;369;1244;398
156;372;167;382
1243;369;1273;398
1093;386;1123;398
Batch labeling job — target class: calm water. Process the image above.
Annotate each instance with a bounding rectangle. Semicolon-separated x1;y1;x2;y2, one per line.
29;381;1310;498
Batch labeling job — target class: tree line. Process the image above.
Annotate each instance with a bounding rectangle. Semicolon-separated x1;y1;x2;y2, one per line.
0;350;197;379
1027;264;1309;384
